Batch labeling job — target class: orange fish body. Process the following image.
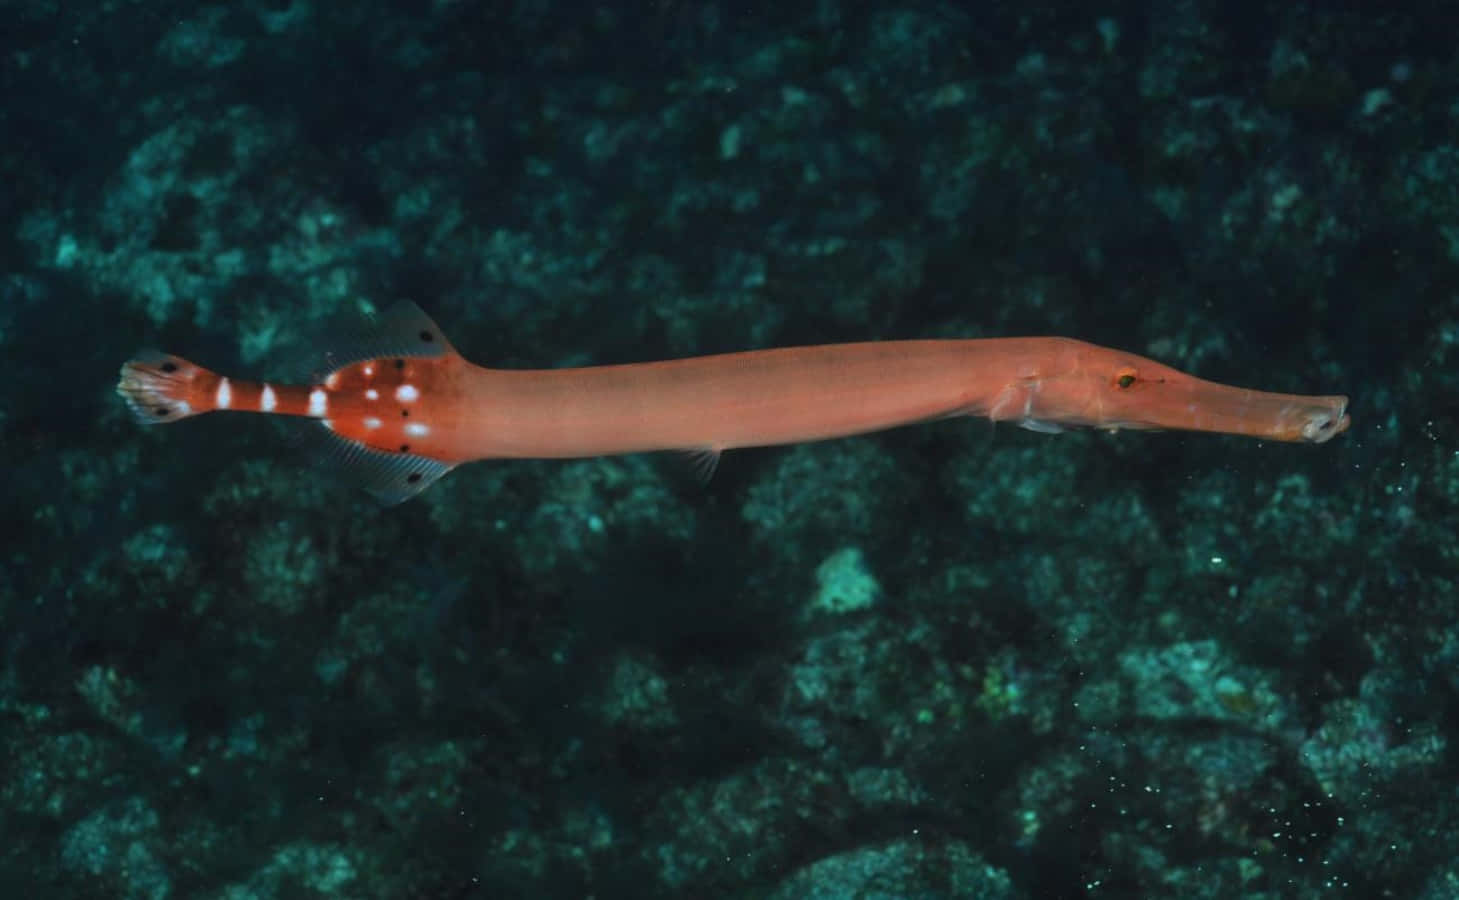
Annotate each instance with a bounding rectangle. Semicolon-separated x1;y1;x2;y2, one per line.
118;302;1350;503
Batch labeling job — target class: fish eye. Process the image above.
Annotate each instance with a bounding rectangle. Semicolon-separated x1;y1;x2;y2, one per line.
1115;369;1137;389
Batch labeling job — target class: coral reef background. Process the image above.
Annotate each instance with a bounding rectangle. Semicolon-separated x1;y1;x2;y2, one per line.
3;2;1455;897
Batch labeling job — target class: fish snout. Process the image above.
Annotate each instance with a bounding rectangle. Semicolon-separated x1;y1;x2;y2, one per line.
1297;397;1350;443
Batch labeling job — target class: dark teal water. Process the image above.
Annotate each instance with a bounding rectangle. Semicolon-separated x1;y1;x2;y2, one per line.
3;3;1452;898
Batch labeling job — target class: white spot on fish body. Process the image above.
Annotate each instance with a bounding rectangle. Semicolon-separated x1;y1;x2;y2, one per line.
325;371;341;389
363;416;382;430
404;423;429;437
215;378;232;410
395;384;419;403
365;388;379;401
363;364;374;377
308;389;328;417
260;384;278;412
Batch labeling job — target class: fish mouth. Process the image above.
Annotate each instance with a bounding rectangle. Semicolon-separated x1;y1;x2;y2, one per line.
1295;398;1350;443
1246;393;1351;443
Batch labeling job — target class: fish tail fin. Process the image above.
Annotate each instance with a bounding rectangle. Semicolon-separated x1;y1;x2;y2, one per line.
116;351;215;424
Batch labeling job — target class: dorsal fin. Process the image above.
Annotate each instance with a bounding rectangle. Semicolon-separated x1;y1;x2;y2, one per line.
311;300;456;382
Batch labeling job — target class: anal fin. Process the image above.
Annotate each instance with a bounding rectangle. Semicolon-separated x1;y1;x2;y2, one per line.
308;423;454;504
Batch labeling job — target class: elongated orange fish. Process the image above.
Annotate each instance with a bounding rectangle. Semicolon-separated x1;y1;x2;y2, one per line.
116;302;1350;503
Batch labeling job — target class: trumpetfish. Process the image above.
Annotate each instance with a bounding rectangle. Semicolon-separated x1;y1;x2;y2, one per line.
116;302;1350;504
